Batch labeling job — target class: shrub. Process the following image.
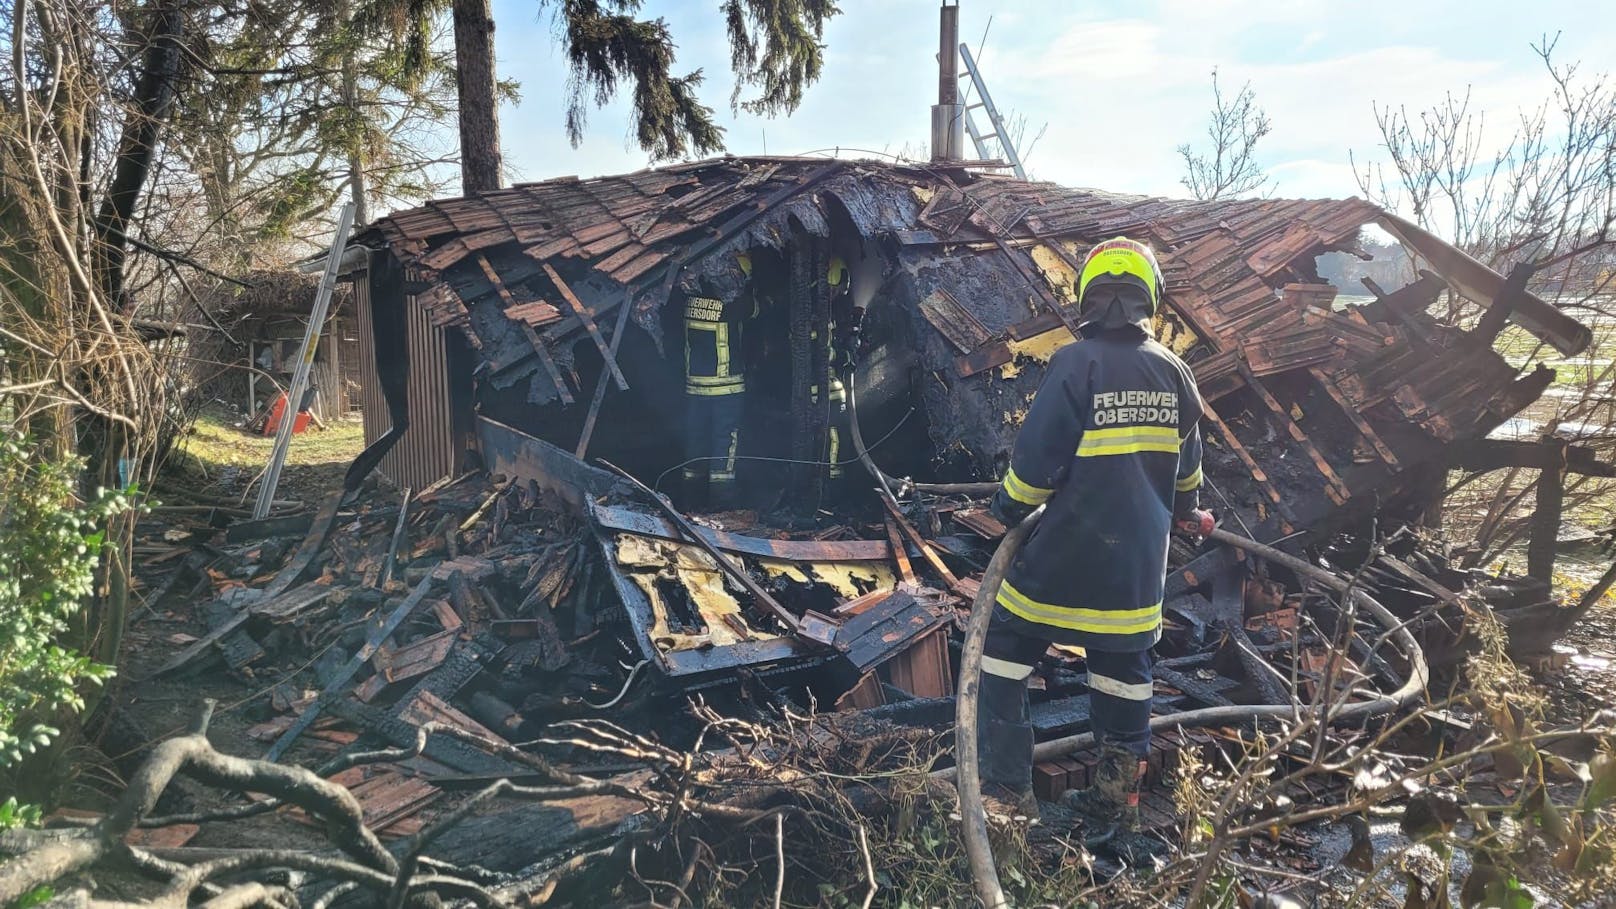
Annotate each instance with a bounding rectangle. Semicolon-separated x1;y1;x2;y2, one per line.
0;435;124;770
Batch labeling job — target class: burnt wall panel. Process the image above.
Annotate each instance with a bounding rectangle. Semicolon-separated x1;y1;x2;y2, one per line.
355;267;459;490
355;271;387;451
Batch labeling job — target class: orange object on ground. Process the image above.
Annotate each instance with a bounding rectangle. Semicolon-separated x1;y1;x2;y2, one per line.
262;393;312;436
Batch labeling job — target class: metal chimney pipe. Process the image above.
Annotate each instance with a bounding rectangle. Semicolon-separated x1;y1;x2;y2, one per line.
938;2;960;104
931;1;965;161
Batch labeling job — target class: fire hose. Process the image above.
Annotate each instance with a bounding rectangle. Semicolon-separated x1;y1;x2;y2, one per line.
951;514;1431;908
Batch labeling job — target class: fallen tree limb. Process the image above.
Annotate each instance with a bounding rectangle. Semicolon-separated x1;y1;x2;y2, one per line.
0;704;402;906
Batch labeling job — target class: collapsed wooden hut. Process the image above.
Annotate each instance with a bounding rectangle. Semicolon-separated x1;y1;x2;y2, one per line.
324;155;1604;686
344;155;1590;523
191;269;360;425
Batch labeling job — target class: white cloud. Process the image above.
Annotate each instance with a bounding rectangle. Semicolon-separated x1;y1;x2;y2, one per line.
999;19;1180;83
987;11;1570;200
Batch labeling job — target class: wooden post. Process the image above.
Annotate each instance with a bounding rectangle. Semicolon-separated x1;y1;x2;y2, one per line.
575;290;634;459
246;343;258;419
1527;438;1567;581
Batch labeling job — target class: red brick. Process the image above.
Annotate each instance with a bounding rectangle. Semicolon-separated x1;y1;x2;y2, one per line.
1033;762;1067;801
1067;751;1096;790
1054;758;1084;792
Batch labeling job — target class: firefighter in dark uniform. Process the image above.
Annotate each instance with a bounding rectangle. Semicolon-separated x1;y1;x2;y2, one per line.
977;236;1213;861
680;253;758;509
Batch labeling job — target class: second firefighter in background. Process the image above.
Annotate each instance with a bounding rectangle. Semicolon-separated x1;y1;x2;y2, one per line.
681;253;858;509
680;253;758;509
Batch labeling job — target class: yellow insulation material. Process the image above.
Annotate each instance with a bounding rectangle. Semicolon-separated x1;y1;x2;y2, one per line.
1029;243;1079;303
616;534;768;653
759;559;895;599
998;326;1076;378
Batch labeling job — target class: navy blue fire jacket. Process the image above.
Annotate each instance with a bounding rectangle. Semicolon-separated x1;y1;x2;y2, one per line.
990;328;1205;652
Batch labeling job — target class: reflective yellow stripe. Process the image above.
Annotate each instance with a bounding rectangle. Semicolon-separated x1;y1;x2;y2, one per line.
1076;425;1181;457
981;655;1035;680
810;379;847;404
828;426;842;477
1176;465;1203;492
687;374;745;387
712;429;740;481
715;323;732;376
1001;466;1053;506
687;381;746;396
1087;672;1154;701
996;580;1161;635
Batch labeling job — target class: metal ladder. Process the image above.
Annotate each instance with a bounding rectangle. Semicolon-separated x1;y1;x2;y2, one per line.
958;42;1026;179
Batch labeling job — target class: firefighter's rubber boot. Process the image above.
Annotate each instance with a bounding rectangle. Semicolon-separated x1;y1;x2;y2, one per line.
1062;745;1165;863
1058;743;1135;821
979;782;1040;825
976;671;1039;824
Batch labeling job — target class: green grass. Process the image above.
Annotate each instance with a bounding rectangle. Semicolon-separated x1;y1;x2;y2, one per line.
182;411;365;468
157;410;366;505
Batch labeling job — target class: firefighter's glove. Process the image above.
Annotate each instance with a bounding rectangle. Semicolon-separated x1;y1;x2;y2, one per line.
1173;508;1216;542
835;323;861;369
990;489;1036;530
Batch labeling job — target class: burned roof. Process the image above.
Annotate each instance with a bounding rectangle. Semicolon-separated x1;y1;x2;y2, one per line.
363;155;1585;347
359;155;1591;542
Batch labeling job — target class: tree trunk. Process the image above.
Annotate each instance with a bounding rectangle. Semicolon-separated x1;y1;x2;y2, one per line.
94;0;185;310
452;0;501;195
340;0;369;225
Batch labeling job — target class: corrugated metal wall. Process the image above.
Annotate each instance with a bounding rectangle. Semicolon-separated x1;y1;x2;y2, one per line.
353;268;458;490
310;331;343;422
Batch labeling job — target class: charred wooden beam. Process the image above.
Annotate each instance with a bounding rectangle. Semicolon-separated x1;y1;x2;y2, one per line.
1361;271;1445;347
389;634;500;712
1452;439;1616;478
1153;666;1236;708
1308;367;1401;471
226;513;316;543
830;590;947;682
575;290;636;459
1380;213;1589;354
324;697;522;776
918;289;993;353
1527;437;1568;582
1202;401;1299;532
1237;362;1351;505
542;263;628;390
1473;262;1537;346
265;569;447;761
593;503;890;560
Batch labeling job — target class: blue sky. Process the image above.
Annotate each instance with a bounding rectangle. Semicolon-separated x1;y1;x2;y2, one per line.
485;0;1615;202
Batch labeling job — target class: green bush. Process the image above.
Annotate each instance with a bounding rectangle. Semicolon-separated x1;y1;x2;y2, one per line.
0;435;124;770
